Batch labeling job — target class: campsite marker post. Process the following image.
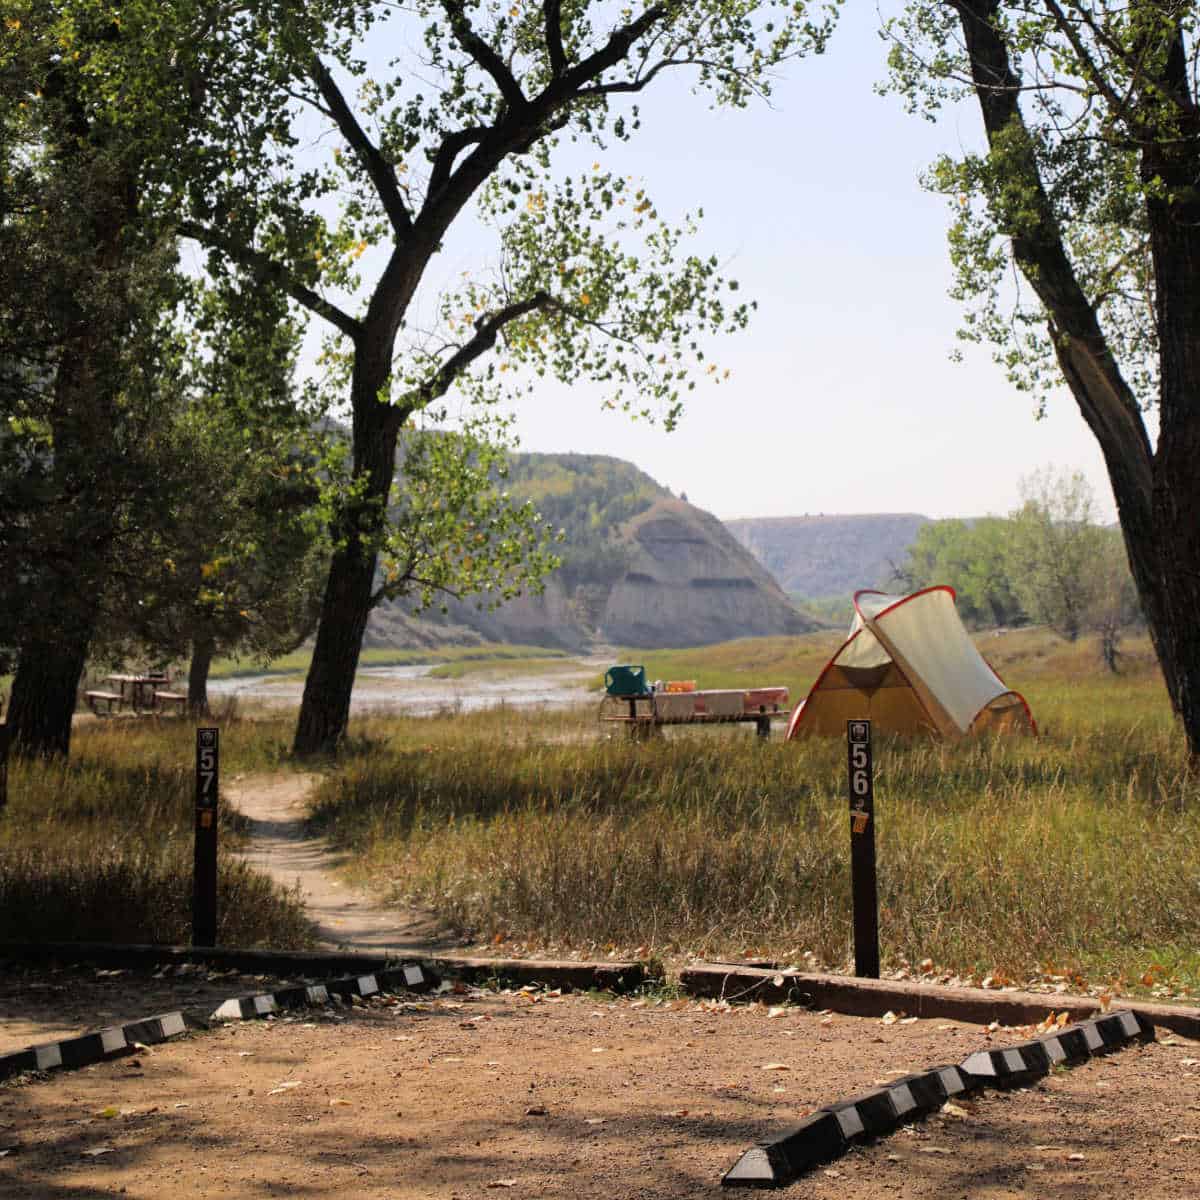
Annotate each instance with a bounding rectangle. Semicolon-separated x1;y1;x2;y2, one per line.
847;720;880;978
193;728;219;947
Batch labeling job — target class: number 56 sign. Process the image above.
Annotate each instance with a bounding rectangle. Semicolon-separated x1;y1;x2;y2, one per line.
846;720;879;978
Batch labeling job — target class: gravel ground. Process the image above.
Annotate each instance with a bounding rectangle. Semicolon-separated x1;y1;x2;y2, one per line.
4;968;1199;1199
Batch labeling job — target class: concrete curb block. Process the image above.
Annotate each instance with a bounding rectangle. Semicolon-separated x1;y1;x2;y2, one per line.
0;943;647;994
429;955;646;994
722;1011;1154;1188
209;963;436;1021
0;1012;187;1082
680;963;1200;1038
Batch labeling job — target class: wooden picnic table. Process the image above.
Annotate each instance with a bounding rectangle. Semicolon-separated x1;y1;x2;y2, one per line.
105;674;165;711
600;687;790;739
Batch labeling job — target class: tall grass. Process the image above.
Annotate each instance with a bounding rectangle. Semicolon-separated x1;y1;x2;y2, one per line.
310;637;1200;989
0;719;316;946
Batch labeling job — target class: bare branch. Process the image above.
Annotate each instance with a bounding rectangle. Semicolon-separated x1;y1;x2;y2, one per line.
178;220;364;342
311;57;413;238
543;0;567;76
441;1;528;111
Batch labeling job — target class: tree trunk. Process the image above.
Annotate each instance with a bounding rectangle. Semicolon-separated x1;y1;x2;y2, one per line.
188;634;215;715
293;353;400;757
7;628;92;759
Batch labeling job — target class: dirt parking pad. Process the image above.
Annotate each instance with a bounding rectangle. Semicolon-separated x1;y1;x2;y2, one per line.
5;989;1199;1198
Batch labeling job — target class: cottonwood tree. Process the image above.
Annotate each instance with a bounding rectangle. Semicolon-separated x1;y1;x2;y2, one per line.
886;2;1200;754
98;284;331;713
178;1;839;756
1005;467;1107;642
0;4;192;755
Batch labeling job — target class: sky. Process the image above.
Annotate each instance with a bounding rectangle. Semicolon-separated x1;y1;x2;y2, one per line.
333;3;1124;524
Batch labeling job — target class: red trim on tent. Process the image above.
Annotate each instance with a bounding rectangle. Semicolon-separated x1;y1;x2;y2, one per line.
853;585;957;624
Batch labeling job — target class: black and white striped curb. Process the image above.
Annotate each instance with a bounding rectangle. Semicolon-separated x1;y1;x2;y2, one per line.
0;1012;187;1082
722;1011;1154;1188
209;962;435;1021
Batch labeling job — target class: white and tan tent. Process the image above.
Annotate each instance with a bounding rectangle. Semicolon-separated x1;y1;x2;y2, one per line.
786;587;1035;739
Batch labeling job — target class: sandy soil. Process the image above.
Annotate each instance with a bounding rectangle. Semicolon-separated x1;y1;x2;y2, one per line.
225;772;456;956
3;981;1198;1199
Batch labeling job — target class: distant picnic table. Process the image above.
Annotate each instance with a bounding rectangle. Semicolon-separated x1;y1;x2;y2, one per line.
85;675;187;717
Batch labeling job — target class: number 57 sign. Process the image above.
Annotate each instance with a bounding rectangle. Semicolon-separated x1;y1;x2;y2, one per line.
847;721;879;978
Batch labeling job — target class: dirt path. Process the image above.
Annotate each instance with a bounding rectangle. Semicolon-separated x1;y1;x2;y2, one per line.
226;773;455;954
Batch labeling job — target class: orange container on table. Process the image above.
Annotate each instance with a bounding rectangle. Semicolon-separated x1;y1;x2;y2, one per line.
665;680;696;693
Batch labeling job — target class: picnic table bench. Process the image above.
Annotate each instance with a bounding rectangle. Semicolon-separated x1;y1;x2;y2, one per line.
84;690;125;716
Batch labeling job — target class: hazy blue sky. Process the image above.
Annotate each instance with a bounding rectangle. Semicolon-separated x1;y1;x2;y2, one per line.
342;4;1123;523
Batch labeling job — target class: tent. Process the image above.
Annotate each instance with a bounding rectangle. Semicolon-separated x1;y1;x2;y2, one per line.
786;587;1036;739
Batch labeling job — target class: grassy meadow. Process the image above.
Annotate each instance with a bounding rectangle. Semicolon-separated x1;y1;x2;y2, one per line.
0;716;316;947
308;627;1200;998
5;625;1198;1002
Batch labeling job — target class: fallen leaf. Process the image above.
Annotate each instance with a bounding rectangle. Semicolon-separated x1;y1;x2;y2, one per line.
1068;1153;1085;1162
329;1098;352;1108
942;1102;970;1119
1026;1163;1045;1172
525;1106;547;1116
824;1168;842;1178
392;1036;415;1042
1170;1134;1200;1144
1180;1059;1200;1067
486;1180;517;1189
590;1047;607;1054
918;1146;951;1155
267;1082;302;1095
0;1148;16;1158
585;1118;605;1126
900;1017;919;1025
760;1063;791;1072
820;1015;834;1027
95;1107;119;1119
881;1011;900;1026
886;1154;902;1163
771;974;784;987
767;1006;787;1019
1034;1145;1063;1152
81;1147;116;1158
666;1109;689;1117
172;1103;189;1109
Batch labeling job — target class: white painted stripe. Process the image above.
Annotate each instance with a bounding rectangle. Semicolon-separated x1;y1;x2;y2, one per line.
357;975;378;995
938;1067;965;1094
1116;1011;1139;1037
1043;1037;1066;1064
832;1106;864;1139
212;999;243;1020
306;985;329;1003
99;1028;126;1054
888;1083;916;1114
1001;1049;1025;1073
158;1013;186;1038
253;994;277;1015
35;1044;62;1070
1083;1023;1104;1051
403;966;424;986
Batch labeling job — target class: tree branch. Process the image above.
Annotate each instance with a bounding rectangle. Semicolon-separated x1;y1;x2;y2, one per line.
178;220;363;342
408;291;553;408
543;0;567;76
557;4;669;95
441;0;528;111
311;56;413;238
427;125;489;200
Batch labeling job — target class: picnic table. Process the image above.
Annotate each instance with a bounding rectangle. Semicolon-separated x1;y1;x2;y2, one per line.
85;675;187;716
600;687;790;739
